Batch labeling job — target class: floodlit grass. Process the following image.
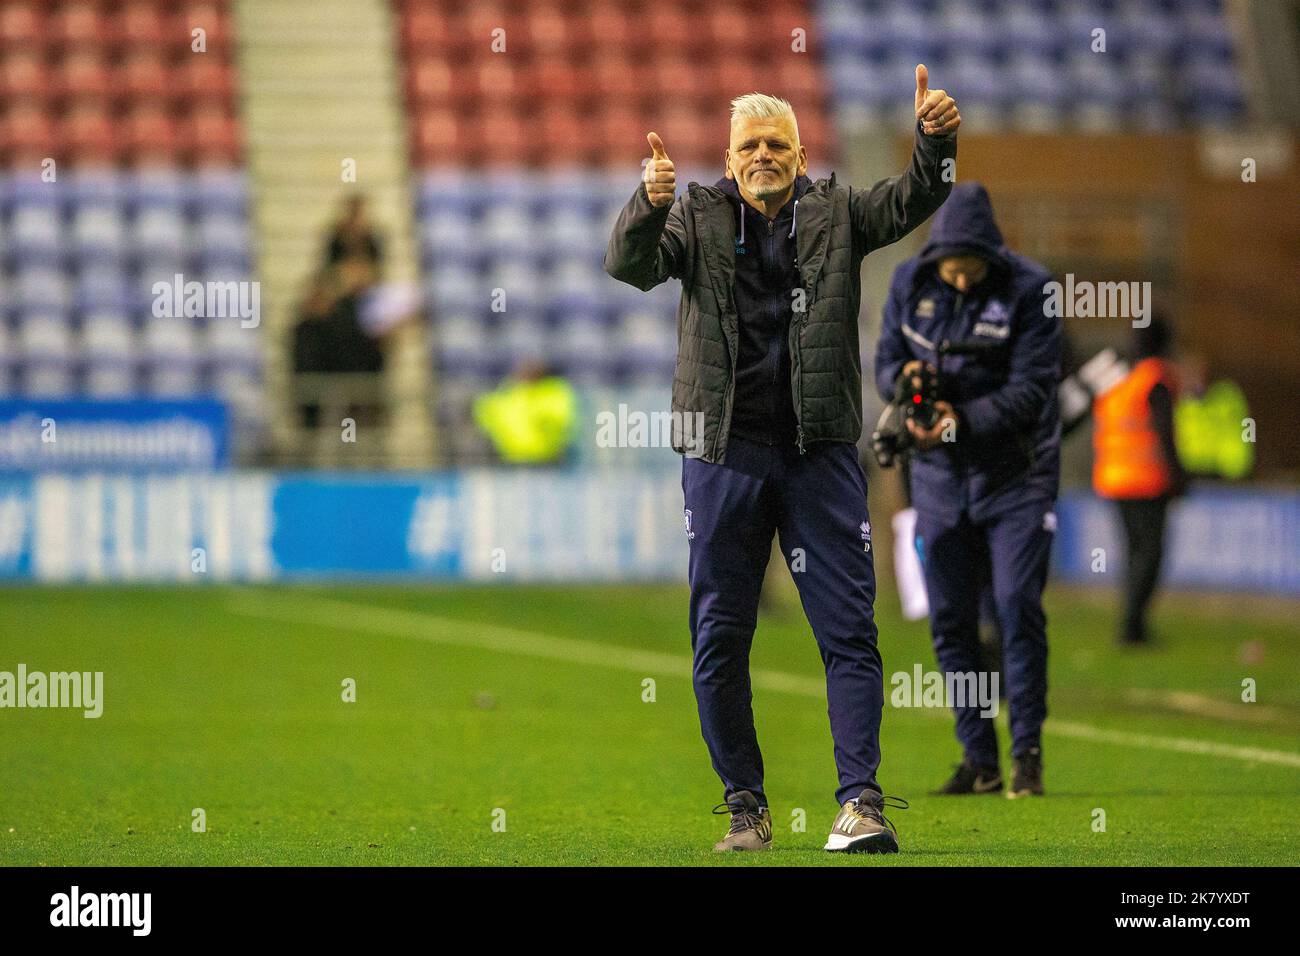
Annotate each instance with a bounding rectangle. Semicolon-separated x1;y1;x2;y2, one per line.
1;583;1296;866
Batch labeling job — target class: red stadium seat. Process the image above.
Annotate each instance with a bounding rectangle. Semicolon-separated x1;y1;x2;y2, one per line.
407;56;455;106
60;101;121;164
1;50;51;105
540;110;596;166
55;50;113;103
704;6;754;58
473;58;521;107
123;103;180;162
4;103;57;162
50;1;114;52
593;108;648;168
650;54;710;109
478;109;528;166
175;54;237;106
0;3;44;48
180;104;242;165
775;56;824;105
586;6;633;54
120;49;172;105
714;61;768;102
657;104;716;167
646;6;696;55
529;59;592;111
524;5;588;59
173;1;234;54
403;8;464;54
413;109;480;166
393;0;836;170
120;1;168;49
590;52;642;106
463;4;513;56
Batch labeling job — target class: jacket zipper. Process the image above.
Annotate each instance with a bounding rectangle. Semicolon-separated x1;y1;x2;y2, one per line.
948;291;967;511
794;298;810;454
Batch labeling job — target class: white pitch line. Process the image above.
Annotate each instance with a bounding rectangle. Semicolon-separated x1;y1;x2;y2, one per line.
1046;720;1300;768
229;592;1300;770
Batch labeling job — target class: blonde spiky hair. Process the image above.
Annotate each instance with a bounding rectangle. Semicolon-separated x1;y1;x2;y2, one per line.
729;92;799;140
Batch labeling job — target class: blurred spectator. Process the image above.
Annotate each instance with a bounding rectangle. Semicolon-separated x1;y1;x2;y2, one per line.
291;257;387;433
1092;315;1187;646
292;256;385;375
325;194;385;269
1174;354;1253;480
472;360;578;465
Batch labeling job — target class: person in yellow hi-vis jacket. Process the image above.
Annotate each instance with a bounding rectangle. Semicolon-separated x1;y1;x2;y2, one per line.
473;361;578;465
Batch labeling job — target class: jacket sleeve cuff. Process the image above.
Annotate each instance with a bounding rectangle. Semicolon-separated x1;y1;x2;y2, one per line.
915;119;958;143
877;363;903;402
636;180;674;216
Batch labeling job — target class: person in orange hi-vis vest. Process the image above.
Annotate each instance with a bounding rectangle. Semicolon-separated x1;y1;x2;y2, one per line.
1092;315;1188;645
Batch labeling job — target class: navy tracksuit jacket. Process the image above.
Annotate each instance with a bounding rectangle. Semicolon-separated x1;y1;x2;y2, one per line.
683;173;883;808
876;182;1061;765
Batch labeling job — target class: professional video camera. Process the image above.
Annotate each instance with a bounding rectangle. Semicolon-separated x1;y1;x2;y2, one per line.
871;338;1002;468
871;361;940;468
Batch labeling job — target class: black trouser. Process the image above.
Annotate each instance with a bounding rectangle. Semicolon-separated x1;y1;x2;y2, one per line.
1115;496;1170;643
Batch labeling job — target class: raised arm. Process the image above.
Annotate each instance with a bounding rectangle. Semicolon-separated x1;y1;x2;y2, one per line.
604;132;687;291
849;65;960;254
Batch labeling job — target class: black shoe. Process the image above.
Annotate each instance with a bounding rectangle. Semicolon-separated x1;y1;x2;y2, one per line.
1007;748;1044;798
932;758;1003;795
1119;622;1151;646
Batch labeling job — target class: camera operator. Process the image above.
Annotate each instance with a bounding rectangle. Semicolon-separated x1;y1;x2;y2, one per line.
875;182;1061;798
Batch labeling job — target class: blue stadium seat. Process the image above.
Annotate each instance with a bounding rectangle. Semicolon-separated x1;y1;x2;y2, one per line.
14;266;72;313
8;205;66;268
71;206;129;266
133;207;190;264
191;169;249;218
80;311;137;360
130;169;187;213
74;265;134;316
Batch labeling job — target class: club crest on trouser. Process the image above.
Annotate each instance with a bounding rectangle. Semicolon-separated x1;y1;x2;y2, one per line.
684;509;696;540
860;520;872;552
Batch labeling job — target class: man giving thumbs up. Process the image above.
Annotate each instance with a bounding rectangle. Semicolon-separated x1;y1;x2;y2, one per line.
605;70;959;855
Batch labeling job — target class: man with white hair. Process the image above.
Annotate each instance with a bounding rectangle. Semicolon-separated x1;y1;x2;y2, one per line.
605;67;959;853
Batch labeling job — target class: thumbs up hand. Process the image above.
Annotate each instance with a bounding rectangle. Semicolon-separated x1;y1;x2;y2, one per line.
643;132;677;207
914;64;960;136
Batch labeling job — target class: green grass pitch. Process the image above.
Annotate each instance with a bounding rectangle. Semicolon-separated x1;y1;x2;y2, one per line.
1;582;1297;866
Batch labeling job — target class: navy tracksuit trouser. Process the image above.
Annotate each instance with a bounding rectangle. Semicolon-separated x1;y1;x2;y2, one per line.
914;496;1053;767
682;436;883;808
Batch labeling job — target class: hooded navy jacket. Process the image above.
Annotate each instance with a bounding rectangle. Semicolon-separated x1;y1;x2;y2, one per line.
875;182;1061;522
